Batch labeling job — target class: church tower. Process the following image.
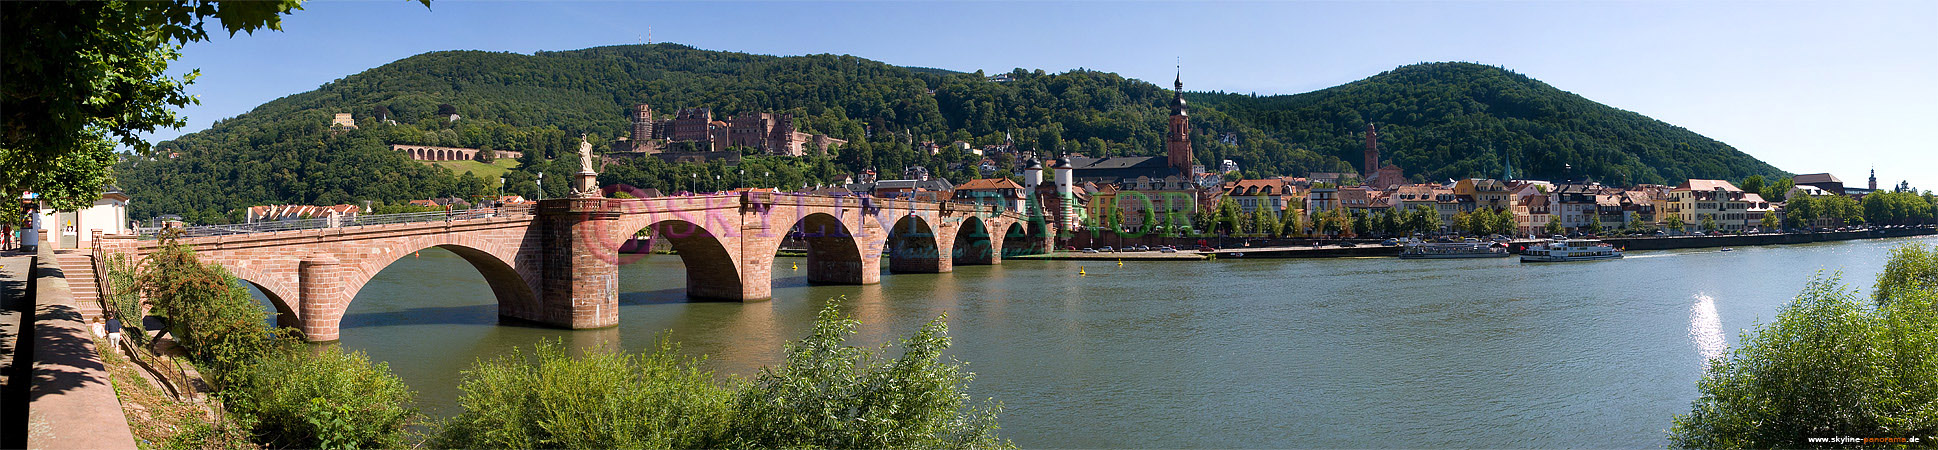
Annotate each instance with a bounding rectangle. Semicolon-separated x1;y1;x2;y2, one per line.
1364;123;1380;182
1870;167;1878;191
1166;72;1193;177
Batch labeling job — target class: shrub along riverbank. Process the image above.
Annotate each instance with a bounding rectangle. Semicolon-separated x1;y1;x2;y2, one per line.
109;237;1010;449
1669;243;1938;448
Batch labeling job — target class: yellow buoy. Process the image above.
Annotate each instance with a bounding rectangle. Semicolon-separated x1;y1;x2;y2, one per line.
1079;266;1087;276
791;262;798;271
1117;259;1123;267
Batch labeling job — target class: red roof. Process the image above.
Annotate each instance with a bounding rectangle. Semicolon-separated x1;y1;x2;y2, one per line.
955;178;1024;191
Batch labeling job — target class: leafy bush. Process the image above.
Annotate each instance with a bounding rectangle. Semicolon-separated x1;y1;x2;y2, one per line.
728;300;1011;450
135;237;417;449
1875;244;1938;307
433;299;1012;449
223;347;418;450
103;252;147;347
1669;269;1938;448
138;239;293;385
431;339;734;449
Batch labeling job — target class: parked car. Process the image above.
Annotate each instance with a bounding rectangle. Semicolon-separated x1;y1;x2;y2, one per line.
1338;242;1357;247
1099;246;1114;252
1158;246;1178;253
1082;248;1098;253
1382;238;1399;246
1136;245;1151;251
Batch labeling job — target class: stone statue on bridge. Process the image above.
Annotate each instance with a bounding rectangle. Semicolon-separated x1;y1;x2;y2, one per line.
571;134;601;198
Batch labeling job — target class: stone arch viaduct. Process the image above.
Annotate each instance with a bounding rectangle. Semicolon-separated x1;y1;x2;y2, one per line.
99;193;1046;341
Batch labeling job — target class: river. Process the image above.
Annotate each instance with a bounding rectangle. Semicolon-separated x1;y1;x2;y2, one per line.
277;235;1934;448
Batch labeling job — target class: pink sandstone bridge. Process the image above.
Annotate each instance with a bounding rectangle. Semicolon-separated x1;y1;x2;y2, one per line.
98;193;1044;341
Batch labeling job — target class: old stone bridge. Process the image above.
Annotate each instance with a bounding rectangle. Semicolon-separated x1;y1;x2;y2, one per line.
98;193;1045;341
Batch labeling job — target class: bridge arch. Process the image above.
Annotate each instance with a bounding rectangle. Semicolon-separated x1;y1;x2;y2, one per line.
1001;221;1041;257
629;218;745;301
224;264;302;329
886;214;947;273
772;212;868;284
952;216;994;265
341;237;537;331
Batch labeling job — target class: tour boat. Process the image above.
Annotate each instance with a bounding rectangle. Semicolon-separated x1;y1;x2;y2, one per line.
1519;239;1624;262
1399;240;1511;259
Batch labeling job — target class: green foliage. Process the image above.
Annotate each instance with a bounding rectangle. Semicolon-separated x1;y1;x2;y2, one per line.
730;299;1011;450
134;236;417;449
139;239;292;384
1786;195;1820;229
1410;205;1442;235
1192;62;1786;186
431;339;733;449
1862;191;1936;226
1668;270;1938;448
1544;218;1565;237
433;299;1009;450
1875;244;1938;307
123;51;1785;221
224;347;418;450
103;252;148;348
1701;214;1718;233
1664;213;1687;233
0;0;305;209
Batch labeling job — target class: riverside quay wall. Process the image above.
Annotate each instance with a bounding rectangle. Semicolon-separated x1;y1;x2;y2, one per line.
1604;227;1935;251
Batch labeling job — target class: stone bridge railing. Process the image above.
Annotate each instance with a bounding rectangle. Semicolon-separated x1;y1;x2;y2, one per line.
138;205;536;238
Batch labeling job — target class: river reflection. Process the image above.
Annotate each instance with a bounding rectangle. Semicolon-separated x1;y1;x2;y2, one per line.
256;235;1935;448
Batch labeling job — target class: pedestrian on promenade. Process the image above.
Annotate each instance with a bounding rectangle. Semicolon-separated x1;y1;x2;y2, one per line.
20;206;39;252
2;223;11;251
105;312;124;348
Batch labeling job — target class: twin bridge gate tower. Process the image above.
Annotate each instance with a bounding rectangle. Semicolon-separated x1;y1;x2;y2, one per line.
98;193;1043;342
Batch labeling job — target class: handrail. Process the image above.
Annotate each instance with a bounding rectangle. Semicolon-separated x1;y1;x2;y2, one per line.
140;204;534;239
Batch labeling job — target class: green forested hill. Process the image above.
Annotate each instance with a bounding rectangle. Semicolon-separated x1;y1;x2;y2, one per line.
122;45;1783;223
1190;62;1786;185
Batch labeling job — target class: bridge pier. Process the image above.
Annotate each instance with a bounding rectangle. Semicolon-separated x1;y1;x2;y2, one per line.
523;198;622;329
299;254;347;342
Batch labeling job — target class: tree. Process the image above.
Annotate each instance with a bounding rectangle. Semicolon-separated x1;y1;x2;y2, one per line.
1759;212;1778;231
1665;213;1687;233
1739;175;1766;196
1544;218;1565;237
475;146;496;163
1451;211;1473;236
1405;205;1440;236
730;300;1012;449
1251;208;1280;238
1280;209;1305;237
1586;214;1604;235
1;1;318;210
1785;195;1819;230
1701;214;1718;233
1669;252;1938;448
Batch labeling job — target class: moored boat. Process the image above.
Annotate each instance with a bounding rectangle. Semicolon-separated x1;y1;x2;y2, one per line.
1400;240;1511;259
1519;239;1624;262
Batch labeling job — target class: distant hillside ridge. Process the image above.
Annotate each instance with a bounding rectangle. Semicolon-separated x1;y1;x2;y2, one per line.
1189;62;1787;185
125;45;1784;223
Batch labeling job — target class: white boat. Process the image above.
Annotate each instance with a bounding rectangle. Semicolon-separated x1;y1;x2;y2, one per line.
1400;240;1510;259
1519;239;1624;262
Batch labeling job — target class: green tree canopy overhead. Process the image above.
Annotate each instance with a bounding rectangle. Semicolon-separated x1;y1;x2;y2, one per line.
2;0;431;210
2;0;304;210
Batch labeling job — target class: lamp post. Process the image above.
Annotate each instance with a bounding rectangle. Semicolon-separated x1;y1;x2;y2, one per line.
535;172;544;200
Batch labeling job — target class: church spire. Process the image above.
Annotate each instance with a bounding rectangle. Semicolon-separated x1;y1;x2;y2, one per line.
1169;65;1187;116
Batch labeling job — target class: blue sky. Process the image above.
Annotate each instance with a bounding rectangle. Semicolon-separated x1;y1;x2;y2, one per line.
155;0;1937;190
